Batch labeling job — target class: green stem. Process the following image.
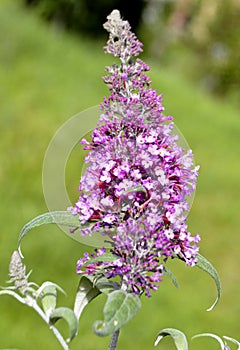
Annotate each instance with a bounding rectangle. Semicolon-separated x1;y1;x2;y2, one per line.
108;329;120;350
27;296;69;350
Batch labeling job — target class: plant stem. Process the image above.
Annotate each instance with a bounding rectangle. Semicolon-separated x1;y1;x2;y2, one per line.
27;297;69;350
108;329;120;350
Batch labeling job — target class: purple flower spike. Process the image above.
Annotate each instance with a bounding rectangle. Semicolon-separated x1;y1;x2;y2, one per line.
70;10;200;296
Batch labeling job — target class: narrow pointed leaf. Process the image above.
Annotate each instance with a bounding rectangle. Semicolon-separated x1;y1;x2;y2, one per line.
17;211;113;256
82;253;118;267
50;307;78;342
74;276;101;321
192;333;225;350
40;285;57;317
37;281;65;296
85;275;120;294
163;266;178;288
154;328;188;350
223;336;240;349
95;280;120;295
93;290;141;336
17;211;82;255
36;282;64;318
195;254;221;311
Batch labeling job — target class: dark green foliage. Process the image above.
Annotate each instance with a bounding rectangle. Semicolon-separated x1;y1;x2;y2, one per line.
202;2;240;97
143;0;240;103
24;0;145;36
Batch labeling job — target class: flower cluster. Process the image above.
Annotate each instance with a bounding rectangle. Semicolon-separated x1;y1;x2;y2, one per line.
70;10;200;296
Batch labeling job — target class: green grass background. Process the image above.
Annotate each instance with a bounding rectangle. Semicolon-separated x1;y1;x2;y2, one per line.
0;1;239;349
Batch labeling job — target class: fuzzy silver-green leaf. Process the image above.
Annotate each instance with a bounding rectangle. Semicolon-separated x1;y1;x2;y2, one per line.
74;276;101;321
18;211;81;255
192;333;225;349
93;290;141;336
50;307;78;342
37;282;64;318
223;336;240;349
195;254;221;311
163;266;178;288
154;328;188;350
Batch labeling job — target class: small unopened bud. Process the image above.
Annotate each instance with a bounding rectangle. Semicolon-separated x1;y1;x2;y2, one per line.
9;250;28;294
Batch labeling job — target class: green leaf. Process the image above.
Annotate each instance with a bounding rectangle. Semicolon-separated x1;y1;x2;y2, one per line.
82;253;118;267
50;307;78;343
73;276;101;321
39;284;57;317
95;279;120;295
163;266;178;288
195;253;221;311
36;282;65;318
123;185;147;195
17;211;81;255
223;336;240;349
93;290;141;336
84;275;120;294
192;333;225;349
17;211;114;255
154;328;188;350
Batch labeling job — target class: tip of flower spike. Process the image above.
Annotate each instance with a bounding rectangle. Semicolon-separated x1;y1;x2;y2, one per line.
103;8;143;59
103;10;122;32
107;9;121;21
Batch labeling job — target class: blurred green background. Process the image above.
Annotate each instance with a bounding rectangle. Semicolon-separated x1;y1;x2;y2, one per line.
0;0;239;349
